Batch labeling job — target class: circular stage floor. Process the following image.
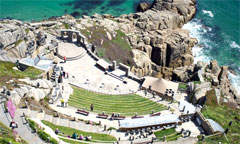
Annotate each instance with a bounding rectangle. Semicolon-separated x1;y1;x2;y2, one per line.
58;42;85;58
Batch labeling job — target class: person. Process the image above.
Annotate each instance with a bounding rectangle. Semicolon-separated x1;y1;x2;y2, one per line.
55;128;60;134
63;71;66;78
66;72;69;78
10;121;18;130
86;135;92;141
90;104;94;111
72;132;78;139
64;56;66;63
79;134;84;140
61;99;64;107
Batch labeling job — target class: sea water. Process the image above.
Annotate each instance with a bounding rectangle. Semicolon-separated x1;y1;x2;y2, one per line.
0;0;239;93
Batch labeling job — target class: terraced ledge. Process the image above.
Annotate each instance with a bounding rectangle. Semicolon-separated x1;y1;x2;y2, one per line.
41;120;117;143
68;86;166;116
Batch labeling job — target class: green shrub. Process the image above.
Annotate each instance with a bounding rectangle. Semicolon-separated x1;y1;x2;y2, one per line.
37;130;50;141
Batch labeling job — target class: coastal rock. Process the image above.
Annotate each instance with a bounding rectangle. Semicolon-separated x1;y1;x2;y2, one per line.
106;31;112;40
131;49;152;77
210;60;221;77
137;2;151;12
0;23;25;49
192;82;212;105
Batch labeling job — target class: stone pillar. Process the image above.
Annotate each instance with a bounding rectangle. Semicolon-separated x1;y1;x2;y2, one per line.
126;67;130;77
163;136;166;142
182;106;185;112
112;61;117;71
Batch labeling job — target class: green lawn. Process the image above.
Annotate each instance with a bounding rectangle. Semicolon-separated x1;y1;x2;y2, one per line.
198;89;240;144
41;120;117;142
154;128;182;142
0;61;42;89
68;86;166;116
178;83;188;89
0;122;27;144
59;137;87;144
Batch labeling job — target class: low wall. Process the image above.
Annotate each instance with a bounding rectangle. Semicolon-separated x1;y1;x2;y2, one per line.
195;111;215;135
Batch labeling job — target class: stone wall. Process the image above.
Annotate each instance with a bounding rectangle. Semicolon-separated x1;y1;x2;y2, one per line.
195;111;215;135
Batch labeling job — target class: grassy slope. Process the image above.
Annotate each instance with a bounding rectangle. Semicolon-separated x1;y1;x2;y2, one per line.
0;122;27;144
68;86;166;116
198;89;240;144
80;26;135;66
41;120;116;142
59;138;87;144
154;128;181;142
0;61;42;89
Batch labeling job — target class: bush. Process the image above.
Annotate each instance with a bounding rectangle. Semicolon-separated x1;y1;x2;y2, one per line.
37;130;50;141
0;137;20;144
28;119;58;144
28;119;37;132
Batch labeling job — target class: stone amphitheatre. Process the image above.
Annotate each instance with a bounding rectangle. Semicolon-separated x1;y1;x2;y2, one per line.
0;0;239;144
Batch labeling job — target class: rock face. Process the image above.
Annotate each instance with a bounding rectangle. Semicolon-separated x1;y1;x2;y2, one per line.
124;0;197;77
137;2;151;12
192;82;212;105
68;0;197;78
8;79;53;105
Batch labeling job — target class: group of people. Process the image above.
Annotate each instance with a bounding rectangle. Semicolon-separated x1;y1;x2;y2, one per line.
55;129;92;141
71;132;92;141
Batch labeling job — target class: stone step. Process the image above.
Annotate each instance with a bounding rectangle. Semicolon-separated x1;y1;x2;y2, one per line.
44;114;53;122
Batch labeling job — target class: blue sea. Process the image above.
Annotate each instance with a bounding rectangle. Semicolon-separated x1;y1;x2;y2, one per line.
0;0;239;93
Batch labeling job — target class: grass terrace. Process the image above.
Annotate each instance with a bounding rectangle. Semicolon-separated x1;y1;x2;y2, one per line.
68;86;167;116
0;61;42;89
154;128;182;142
41;120;117;143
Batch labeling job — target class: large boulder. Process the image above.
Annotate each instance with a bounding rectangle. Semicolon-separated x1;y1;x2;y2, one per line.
192;82;212;105
210;60;221;77
137;2;151;12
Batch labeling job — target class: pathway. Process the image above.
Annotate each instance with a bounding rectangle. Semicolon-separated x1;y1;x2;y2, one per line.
0;99;45;144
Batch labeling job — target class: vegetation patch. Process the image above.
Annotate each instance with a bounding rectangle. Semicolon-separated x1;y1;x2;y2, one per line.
0;61;42;89
63;23;70;29
14;39;23;46
68;86;166;116
154;128;182;142
28;119;58;144
80;26;135;66
25;28;30;34
199;90;240;144
59;137;87;144
41;120;117;142
178;83;188;89
0;122;27;144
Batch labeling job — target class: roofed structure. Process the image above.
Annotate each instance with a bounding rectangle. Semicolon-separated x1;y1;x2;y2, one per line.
119;114;181;131
142;76;179;99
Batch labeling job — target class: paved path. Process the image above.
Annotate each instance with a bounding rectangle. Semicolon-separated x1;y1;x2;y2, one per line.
0;100;45;144
154;137;198;144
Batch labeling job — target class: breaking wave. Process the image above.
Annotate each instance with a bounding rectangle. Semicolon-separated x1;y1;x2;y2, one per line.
202;9;214;18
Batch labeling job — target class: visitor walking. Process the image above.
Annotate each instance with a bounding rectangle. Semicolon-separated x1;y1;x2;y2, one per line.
61;99;64;107
64;56;66;63
90;104;94;111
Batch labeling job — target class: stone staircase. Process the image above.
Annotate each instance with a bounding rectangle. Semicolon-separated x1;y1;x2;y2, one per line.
57;50;87;61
